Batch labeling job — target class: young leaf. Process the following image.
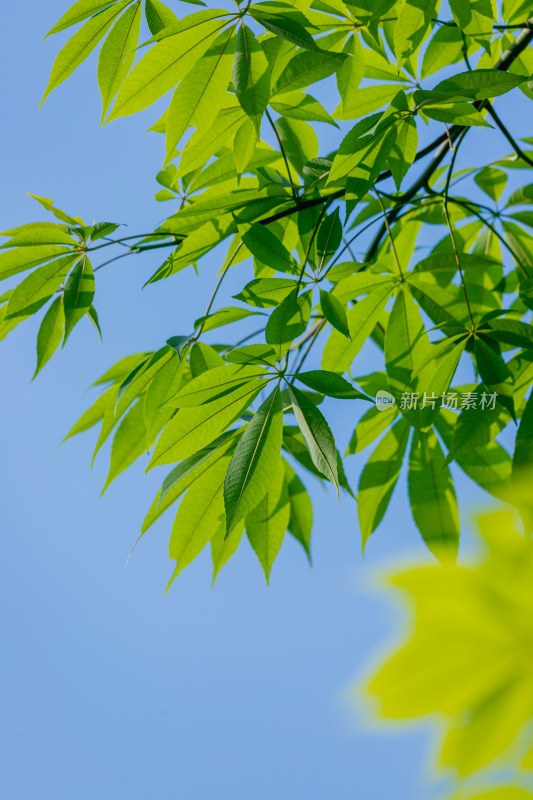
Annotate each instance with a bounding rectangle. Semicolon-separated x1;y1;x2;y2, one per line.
408;430;460;562
144;0;179;35
346;404;397;456
189;342;224;377
224;384;283;533
288;384;339;495
167;364;270;408
394;0;439;67
513;390;533;479
33;296;65;379
211;519;244;584
234;277;298;308
316;208;342;268
4;254;77;321
245;458;290;583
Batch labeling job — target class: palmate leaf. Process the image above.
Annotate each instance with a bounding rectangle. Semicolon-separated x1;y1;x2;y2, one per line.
288;385;339;495
98;1;142;120
33;296;65;379
232;24;270;136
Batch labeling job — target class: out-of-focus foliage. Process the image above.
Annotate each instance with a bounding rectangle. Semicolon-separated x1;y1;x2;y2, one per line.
2;0;533;584
367;501;533;796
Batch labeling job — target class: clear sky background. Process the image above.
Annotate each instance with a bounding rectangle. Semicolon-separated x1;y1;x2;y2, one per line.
0;3;529;799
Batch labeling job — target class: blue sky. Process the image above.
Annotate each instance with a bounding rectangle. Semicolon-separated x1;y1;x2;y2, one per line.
0;3;529;798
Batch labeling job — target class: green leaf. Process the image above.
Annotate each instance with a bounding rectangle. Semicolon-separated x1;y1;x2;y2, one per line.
320;289;350;339
194;306;264;332
447;388;510;462
432;69;527;101
27;194;84;225
385;285;431;410
109;10;227;118
357;417;410;549
284;459;312;559
316;208;342;268
164;25;236;163
33;296;65;379
475;167;507;202
242;222;296;275
388;116;418;190
295;370;370;400
224;385;283;533
224;344;277;367
474;338;515;418
98;1;142;120
272;49;347;95
232;24;270;135
143;432;237;533
211;518;244;584
143;351;186;440
0;246;76;282
421;24;463;79
331;272;394;304
513;390;533;478
245;457;290;583
265;289;312;360
148;377;264;467
394;0;439;67
168;363;270;408
322;283;393;372
270;91;337;125
435;409;512;501
234;277;298;308
449;0;495;48
250;8;319;52
46;0;124;37
144;0;179;35
4;254;77;321
63;384;117;442
273;117;318;176
167;451;230;587
346;404;397;455
189;342;224;377
63;257;95;342
288;384;339;495
408;430;460;562
42;1;131;103
102;399;147;493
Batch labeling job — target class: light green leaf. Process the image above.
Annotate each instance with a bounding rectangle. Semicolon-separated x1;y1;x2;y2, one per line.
4;254;77;321
394;0;438;67
245;457;290;583
250;8;319;52
167;363;270;408
388;116;418;190
46;0;123;37
42;1;131;103
358;417;410;549
322;283;393;372
164;25;236;162
63;384;117;442
63;257;95;342
224;384;283;533
433;69;527;101
144;0;179;35
211;518;244;584
346;404;397;455
421;24;463;79
148;378;264;467
98;1;142;120
274;117;318;176
33;296;65;379
284;459;312;559
224;344;277;367
167;451;230;586
0;246;76;282
288;384;339;495
449;0;495;48
408;430;460;562
102;399;147;492
317;208;342;268
194;306;264;332
109;10;228;118
385;285;431;412
513;389;533;479
232;24;270;135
